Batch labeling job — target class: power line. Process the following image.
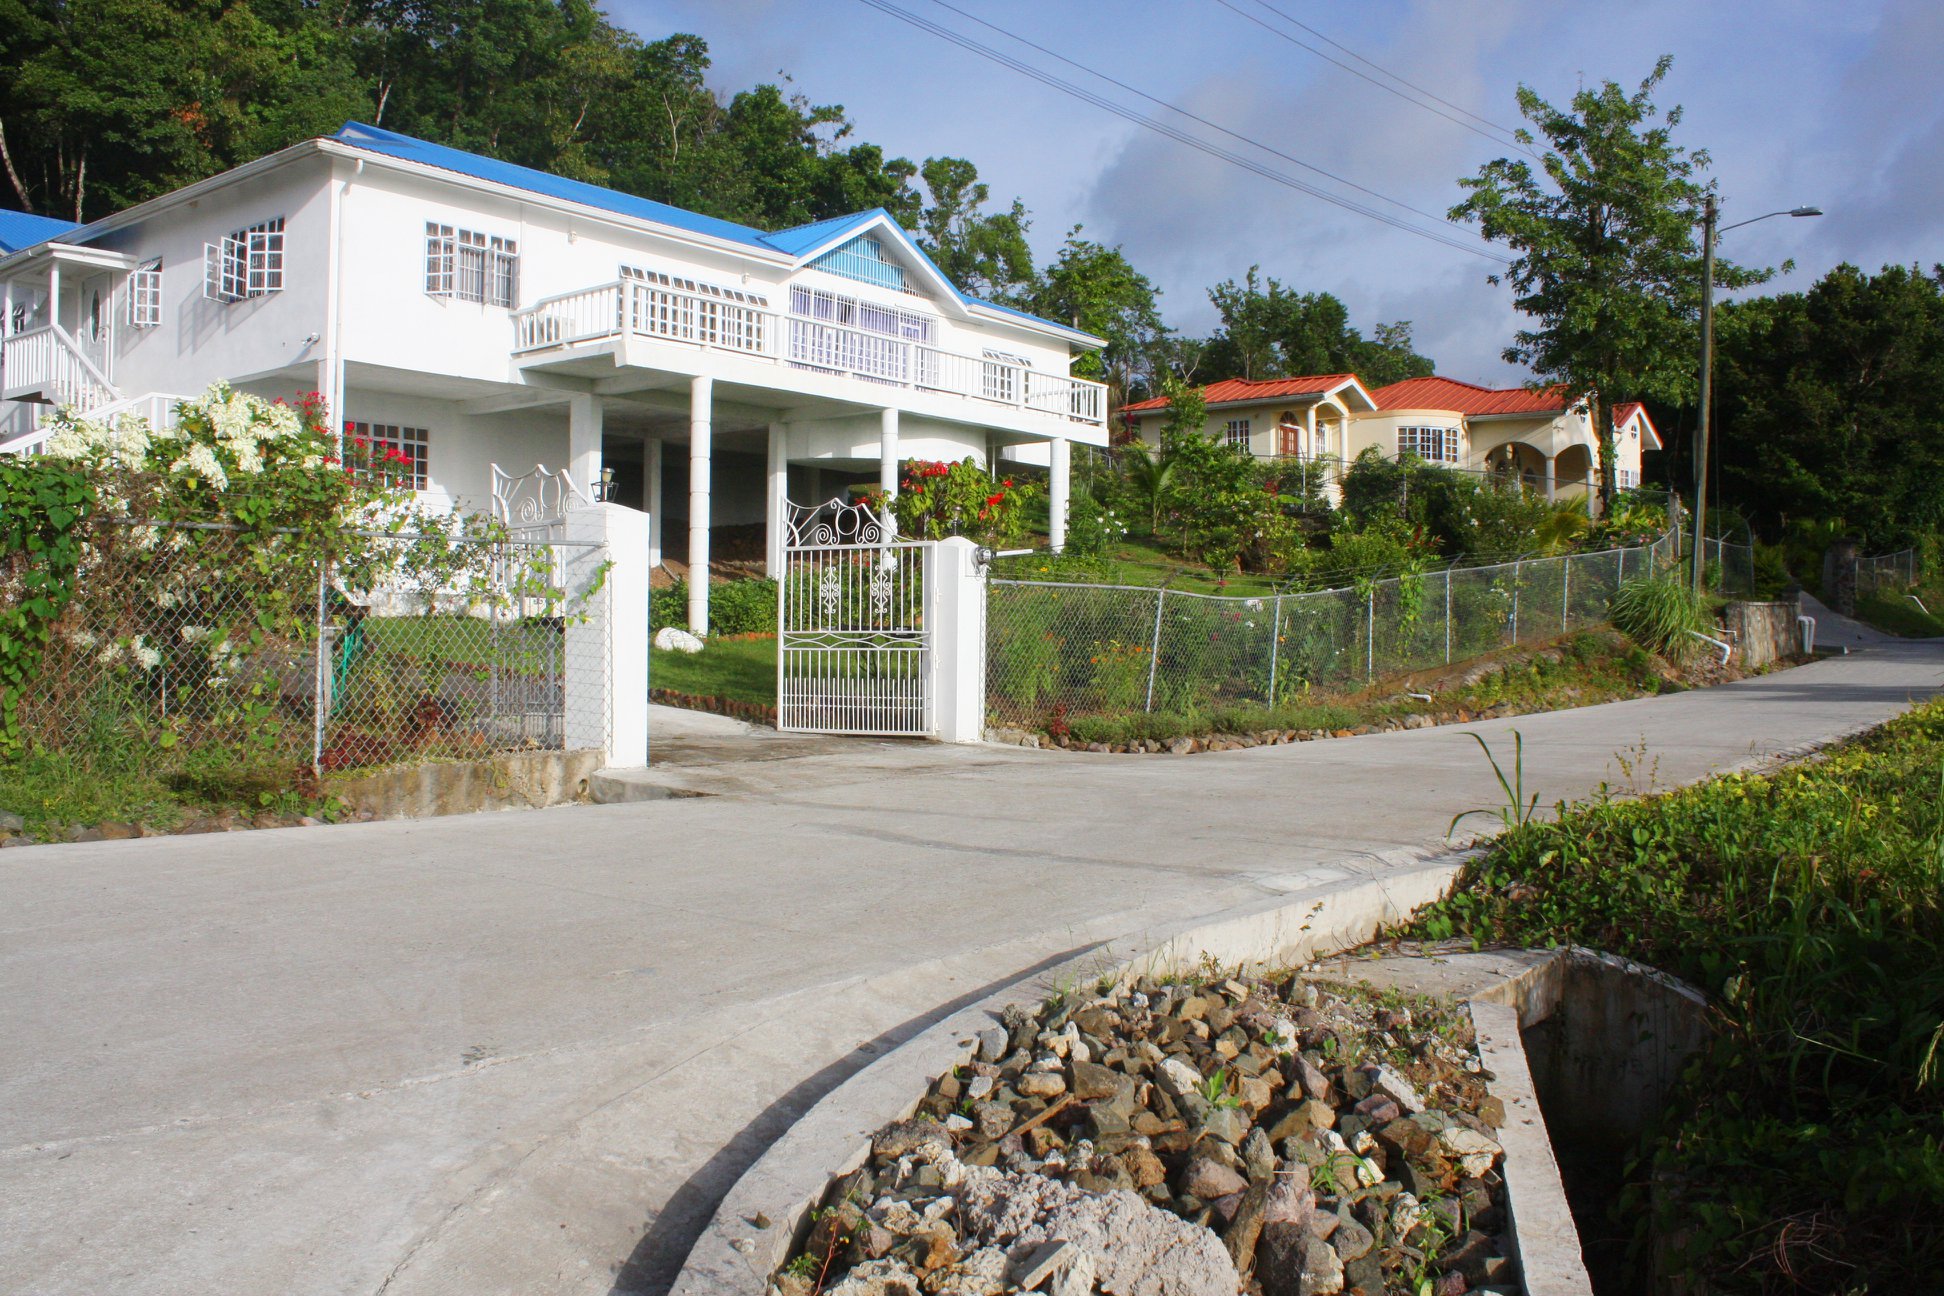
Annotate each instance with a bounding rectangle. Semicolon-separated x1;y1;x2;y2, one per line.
919;0;1468;233
1241;0;1532;143
1209;0;1543;162
854;0;1512;264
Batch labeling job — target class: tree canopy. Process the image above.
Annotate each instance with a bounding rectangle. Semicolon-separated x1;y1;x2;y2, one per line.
1450;56;1766;507
1704;262;1944;545
1197;266;1432;388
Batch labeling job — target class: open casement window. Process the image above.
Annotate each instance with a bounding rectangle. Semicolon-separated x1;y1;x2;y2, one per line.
426;224;519;307
127;260;163;328
1396;425;1461;464
622;265;769;351
788;284;931;381
979;348;1030;403
203;218;285;302
345;421;430;491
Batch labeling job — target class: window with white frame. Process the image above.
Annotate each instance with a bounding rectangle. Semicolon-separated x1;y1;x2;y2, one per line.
345;421;430;491
1396;424;1461;464
789;285;931;343
980;348;1030;403
204;217;285;302
127;260;163;328
622;264;769;308
1224;418;1253;452
1615;467;1640;490
426;223;519;307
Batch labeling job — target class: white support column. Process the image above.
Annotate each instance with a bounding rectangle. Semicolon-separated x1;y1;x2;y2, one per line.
1048;436;1071;554
687;376;713;635
928;537;987;743
879;406;900;536
564;502;651;769
568;394;604;502
766;421;789;579
643;437;663;569
879;407;900;496
1543;454;1556;503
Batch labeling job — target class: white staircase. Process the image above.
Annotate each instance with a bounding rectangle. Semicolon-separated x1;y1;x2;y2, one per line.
0;391;191;457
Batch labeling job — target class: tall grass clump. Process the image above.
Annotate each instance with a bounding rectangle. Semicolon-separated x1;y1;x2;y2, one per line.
1609;573;1713;662
1415;698;1944;1291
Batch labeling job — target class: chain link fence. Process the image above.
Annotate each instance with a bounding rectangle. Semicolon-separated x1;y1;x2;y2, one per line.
1856;547;1921;592
13;520;610;785
986;528;1682;728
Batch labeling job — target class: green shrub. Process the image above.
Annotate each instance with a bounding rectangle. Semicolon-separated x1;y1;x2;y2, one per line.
651;578;778;635
1413;701;1944;1291
1609;574;1713;662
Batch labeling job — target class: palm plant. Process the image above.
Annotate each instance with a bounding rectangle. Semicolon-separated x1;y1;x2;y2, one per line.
1121;439;1178;536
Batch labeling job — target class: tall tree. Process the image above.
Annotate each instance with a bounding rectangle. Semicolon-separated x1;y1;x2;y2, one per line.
913;156;1036;303
1450;56;1766;508
1203;266;1432;385
1029;227;1165;406
1706;263;1944;543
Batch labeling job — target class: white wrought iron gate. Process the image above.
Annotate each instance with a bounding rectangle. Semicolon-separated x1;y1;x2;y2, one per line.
778;498;932;736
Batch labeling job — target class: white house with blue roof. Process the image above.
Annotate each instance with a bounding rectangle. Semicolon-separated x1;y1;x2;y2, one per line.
0;122;1106;633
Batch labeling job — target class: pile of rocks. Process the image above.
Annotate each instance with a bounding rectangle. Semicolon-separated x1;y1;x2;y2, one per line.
774;973;1514;1296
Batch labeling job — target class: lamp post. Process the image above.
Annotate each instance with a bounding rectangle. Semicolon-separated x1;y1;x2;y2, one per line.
1691;201;1823;592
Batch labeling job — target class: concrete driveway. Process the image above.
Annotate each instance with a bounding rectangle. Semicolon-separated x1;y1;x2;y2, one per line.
4;640;1941;1296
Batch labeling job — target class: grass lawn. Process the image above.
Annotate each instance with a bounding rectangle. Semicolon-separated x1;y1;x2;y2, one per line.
1410;698;1944;1291
1856;588;1944;637
651;634;775;706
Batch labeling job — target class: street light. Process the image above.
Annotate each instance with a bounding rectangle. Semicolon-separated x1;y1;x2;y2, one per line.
1691;201;1823;592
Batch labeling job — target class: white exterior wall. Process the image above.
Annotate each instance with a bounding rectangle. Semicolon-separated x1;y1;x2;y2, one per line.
77;163;334;399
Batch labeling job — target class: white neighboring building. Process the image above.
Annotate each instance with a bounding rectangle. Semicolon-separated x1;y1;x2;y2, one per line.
0;122;1107;631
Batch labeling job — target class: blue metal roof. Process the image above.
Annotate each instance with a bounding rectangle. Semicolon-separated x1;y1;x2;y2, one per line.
0;209;81;254
329;123;1099;344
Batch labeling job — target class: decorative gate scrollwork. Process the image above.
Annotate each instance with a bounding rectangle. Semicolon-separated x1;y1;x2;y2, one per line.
777;497;932;736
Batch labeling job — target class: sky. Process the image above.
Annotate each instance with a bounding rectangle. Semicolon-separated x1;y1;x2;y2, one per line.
615;0;1944;386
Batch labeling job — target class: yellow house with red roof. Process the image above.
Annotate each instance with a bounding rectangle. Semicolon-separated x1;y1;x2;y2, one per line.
1119;373;1659;503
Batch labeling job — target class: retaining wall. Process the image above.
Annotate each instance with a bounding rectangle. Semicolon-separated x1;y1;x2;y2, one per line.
1723;598;1801;668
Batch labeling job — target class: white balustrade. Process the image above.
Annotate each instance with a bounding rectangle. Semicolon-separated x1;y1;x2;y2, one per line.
513;281;1106;427
1;323;119;412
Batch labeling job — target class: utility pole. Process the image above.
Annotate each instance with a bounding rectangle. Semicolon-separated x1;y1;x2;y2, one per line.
1690;195;1717;594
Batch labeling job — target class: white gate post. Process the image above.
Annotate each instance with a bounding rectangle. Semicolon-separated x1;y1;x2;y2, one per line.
927;536;986;743
566;502;650;768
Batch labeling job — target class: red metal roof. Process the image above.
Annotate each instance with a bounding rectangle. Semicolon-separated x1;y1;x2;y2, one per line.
1120;373;1364;414
1368;374;1571;416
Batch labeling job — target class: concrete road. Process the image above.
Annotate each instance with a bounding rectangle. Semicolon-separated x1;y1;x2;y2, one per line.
4;641;1941;1296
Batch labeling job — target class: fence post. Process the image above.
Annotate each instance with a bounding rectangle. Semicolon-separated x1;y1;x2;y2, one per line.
1562;554;1571;632
1144;588;1166;713
565;502;650;767
927;537;986;743
1511;558;1521;644
311;560;330;769
1366;586;1375;680
1444;567;1452;663
1267;593;1283;706
1618;545;1626;586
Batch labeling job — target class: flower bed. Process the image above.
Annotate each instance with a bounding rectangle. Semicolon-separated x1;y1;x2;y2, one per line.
775;970;1513;1296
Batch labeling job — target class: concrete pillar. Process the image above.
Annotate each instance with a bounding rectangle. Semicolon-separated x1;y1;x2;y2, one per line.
568;394;603;502
1048;436;1070;554
1542;454;1556;503
564;502;651;768
766;421;789;578
880;406;900;536
880;407;900;496
643;437;663;569
927;537;986;743
687;376;712;635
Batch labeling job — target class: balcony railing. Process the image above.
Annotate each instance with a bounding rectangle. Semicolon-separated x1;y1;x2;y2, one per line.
1;323;118;411
512;280;1105;428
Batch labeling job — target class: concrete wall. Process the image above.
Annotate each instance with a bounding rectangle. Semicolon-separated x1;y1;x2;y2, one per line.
1724;598;1802;668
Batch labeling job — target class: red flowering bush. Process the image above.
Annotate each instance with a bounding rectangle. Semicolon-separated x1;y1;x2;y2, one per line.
873;457;1036;546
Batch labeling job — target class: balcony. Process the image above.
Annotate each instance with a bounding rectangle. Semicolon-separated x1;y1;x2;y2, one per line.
511;280;1106;430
